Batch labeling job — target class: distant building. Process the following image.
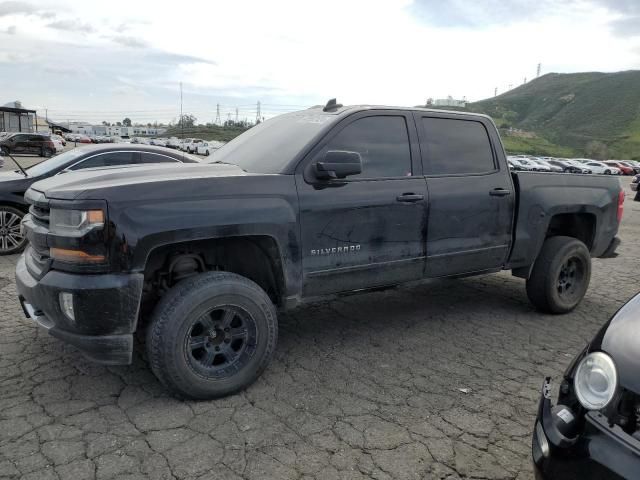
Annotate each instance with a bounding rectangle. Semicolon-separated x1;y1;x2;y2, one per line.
433;96;467;108
68;123;166;137
0;101;37;132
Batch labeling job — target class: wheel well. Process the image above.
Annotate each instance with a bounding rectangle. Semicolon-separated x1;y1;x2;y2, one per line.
141;236;285;318
0;202;29;214
546;213;596;250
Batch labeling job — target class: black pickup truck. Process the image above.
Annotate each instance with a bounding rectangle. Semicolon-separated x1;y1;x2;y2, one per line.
16;102;623;399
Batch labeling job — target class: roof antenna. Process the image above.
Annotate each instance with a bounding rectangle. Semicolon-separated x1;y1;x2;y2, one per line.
323;98;342;112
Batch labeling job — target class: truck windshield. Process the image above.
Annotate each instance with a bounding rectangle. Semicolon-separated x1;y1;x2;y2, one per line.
208;111;334;173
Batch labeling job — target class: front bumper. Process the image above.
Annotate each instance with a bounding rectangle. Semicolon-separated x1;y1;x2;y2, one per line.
532;378;640;480
15;253;143;365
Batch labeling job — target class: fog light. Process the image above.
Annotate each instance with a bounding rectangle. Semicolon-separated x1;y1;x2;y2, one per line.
59;292;75;321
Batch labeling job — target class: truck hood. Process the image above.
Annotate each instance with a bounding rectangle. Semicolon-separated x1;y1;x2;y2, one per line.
30;162;248;200
596;293;640;394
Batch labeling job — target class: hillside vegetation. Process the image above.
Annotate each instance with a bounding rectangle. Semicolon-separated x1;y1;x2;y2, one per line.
466;70;640;159
163;124;250;142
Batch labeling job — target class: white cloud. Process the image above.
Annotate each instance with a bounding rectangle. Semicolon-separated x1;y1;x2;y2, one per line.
0;0;638;122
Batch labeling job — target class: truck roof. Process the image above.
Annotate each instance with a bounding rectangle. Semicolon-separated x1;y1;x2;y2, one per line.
304;103;492;122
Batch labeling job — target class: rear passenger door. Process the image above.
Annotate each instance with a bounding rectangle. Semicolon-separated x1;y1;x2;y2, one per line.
417;113;514;277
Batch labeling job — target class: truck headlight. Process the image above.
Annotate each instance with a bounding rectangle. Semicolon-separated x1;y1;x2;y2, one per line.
574;352;618;410
49;208;106;264
50;209;104;237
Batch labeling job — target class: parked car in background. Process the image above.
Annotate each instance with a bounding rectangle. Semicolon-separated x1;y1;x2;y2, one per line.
533;158;562;172
631;174;640;201
180;138;203;153
616;160;640;174
0;144;198;255
0;133;57;157
526;158;552;172
51;134;66;147
50;136;64;152
150;138;167;147
196;140;224;156
604;161;634;175
580;160;618;175
166;137;181;149
533;293;640;479
508;157;538;171
546;159;590;173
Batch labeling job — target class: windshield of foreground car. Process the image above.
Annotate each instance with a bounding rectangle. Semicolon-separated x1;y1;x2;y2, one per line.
207;110;334;173
26;148;87;177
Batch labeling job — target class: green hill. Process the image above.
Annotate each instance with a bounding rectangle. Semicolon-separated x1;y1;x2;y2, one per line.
464;70;640;159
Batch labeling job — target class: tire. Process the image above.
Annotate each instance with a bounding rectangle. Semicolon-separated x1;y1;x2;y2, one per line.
0;205;27;255
146;271;278;399
41;147;52;158
526;236;591;314
604;170;610;175
1;146;9;156
205;150;210;156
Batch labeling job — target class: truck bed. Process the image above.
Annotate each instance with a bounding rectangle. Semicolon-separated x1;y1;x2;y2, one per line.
507;171;621;269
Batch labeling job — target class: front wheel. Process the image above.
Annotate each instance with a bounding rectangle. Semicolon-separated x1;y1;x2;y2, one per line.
205;150;210;156
604;170;611;175
146;271;278;399
526;236;591;314
0;206;27;255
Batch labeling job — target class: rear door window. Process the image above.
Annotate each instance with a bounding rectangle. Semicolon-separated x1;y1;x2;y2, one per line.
421;117;496;175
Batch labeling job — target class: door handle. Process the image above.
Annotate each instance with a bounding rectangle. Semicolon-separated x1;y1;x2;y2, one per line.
396;193;424;202
489;188;511;197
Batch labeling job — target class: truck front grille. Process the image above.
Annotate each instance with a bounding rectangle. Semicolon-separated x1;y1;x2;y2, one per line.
29;204;50;228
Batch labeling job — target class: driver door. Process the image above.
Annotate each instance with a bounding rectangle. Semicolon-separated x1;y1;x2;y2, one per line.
295;111;428;296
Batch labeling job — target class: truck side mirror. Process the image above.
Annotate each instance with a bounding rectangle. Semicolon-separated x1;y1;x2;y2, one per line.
315;150;362;180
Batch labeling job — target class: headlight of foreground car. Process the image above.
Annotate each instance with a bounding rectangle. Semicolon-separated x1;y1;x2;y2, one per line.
574;351;618;410
50;208;104;237
49;208;106;264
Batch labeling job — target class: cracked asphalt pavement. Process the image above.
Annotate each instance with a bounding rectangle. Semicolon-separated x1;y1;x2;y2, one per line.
1;182;639;480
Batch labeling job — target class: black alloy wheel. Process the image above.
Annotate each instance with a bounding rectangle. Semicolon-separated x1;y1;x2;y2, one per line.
185;305;257;379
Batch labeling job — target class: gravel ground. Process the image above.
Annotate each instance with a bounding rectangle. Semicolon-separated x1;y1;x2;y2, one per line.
0;181;638;480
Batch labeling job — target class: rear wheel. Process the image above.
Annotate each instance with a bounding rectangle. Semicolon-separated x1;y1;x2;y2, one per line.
146;271;278;399
0;206;27;255
41;147;53;158
526;236;591;313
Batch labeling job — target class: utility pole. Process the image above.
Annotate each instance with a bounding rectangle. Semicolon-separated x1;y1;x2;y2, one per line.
494;87;497;97
235;107;238;124
256;101;261;124
215;103;221;125
179;82;184;139
537;63;541;78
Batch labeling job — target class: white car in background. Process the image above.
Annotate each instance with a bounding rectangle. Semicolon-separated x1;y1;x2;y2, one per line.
166;137;181;149
150;138;167;147
580;160;620;175
180;138;203;153
196;140;224;156
508;157;539;171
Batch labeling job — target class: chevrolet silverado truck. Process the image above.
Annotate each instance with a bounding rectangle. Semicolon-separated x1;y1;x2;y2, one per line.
16;101;624;399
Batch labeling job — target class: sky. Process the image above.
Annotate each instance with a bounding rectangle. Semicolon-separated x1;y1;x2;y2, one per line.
0;0;639;125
